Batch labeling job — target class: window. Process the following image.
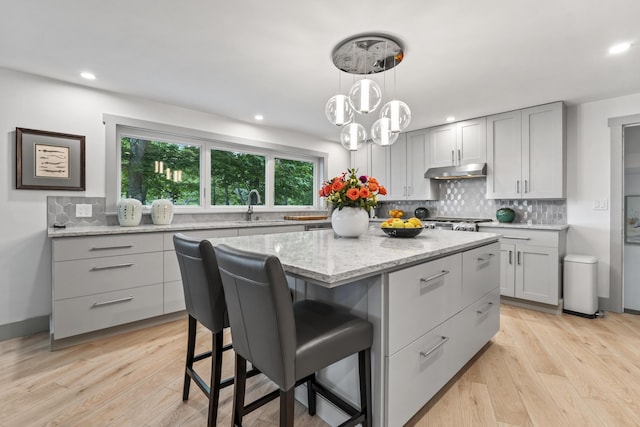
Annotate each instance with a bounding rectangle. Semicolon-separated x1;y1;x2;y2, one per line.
106;115;327;213
120;136;201;206
274;157;315;206
210;149;265;206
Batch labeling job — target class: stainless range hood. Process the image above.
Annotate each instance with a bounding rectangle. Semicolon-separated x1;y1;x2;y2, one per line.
424;163;487;180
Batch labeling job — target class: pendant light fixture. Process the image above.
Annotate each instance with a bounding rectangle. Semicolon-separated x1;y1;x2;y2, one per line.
326;34;411;150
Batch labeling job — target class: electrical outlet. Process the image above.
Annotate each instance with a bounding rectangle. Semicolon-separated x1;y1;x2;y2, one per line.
75;204;92;217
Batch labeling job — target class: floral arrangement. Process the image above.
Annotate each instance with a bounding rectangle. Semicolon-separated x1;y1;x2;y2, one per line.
319;168;387;213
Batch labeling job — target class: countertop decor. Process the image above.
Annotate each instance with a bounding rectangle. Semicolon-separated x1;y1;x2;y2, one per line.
320;168;387;237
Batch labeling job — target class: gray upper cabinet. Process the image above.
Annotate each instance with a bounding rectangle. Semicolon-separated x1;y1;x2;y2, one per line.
350;142;391;201
388;131;438;200
486;102;565;199
429;118;486;168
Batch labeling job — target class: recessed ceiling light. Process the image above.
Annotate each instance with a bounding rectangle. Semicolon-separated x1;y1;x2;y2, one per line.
609;43;631;55
446;116;456;122
80;72;96;80
254;114;264;121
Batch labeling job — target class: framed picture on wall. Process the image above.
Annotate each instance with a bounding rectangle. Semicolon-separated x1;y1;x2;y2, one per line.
16;127;86;191
625;195;640;244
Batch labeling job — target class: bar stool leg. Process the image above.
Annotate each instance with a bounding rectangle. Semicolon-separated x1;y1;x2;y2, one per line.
280;388;295;427
233;353;247;427
307;374;317;416
208;331;224;427
183;316;197;400
359;348;372;427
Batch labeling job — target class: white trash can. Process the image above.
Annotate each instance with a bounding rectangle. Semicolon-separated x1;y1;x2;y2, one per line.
563;254;598;318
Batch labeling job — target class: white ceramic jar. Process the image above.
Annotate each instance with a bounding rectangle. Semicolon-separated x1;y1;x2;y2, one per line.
116;198;143;226
151;199;174;225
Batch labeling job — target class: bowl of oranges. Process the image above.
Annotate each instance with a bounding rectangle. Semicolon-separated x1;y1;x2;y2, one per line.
380;216;424;238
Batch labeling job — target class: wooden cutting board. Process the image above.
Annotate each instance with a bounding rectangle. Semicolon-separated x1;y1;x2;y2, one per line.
283;215;329;221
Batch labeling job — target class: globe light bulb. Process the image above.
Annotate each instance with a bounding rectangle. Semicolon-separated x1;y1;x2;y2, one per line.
340;123;367;151
348;78;382;114
325;94;354;126
379;100;411;133
371;117;399;146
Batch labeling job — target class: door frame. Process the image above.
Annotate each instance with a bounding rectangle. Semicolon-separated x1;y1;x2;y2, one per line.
608;113;640;312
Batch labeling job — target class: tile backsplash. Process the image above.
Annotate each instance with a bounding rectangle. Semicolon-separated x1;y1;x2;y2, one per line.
47;196;328;227
377;179;566;225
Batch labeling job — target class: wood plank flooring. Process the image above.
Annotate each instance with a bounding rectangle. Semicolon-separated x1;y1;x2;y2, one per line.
2;304;640;426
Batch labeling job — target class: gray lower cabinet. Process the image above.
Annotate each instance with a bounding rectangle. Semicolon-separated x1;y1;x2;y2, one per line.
385;242;500;426
479;226;567;306
51;224;309;345
163;228;239;313
52;233;164;340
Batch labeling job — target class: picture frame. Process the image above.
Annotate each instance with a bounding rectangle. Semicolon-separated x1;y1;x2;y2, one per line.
625;195;640;244
16;127;86;191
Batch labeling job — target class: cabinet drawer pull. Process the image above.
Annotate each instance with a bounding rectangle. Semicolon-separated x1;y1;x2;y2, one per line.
476;301;494;315
420;270;450;285
420;336;449;358
458;148;461;163
524;180;528;193
91;244;134;251
502;236;531;240
91;263;134;271
508;250;513;265
451;150;454;164
476;253;495;262
92;296;135;307
517;251;521;265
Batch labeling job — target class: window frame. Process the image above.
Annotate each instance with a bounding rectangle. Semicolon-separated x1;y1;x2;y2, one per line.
104;114;327;213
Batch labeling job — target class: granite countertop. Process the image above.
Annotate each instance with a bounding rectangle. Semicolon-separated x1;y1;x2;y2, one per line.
47;219;331;238
207;226;500;287
478;222;569;231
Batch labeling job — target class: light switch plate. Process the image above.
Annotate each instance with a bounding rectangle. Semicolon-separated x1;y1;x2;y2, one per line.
76;204;92;217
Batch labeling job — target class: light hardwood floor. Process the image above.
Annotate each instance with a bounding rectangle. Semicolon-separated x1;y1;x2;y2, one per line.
2;304;640;426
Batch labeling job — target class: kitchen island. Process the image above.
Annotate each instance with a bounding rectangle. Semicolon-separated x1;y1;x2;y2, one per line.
207;226;501;426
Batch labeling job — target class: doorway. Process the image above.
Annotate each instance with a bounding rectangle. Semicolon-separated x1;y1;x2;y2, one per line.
610;114;640;313
623;125;640;312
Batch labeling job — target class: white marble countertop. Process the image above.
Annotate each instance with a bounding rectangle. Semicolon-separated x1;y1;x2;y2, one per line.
478;222;569;231
207;226;499;287
47;219;331;238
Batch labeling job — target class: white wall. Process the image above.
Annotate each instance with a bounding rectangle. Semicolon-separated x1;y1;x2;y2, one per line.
0;68;348;328
567;92;640;299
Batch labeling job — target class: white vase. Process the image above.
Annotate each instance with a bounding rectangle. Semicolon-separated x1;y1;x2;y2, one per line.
331;207;370;237
116;198;143;226
151;199;174;225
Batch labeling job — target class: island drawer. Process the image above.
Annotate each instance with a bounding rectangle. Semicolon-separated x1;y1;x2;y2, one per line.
53;283;164;339
479;227;560;248
450;287;500;371
163;228;238;250
387;253;462;356
462;242;500;308
54;252;164;300
386;316;457;426
53;233;162;261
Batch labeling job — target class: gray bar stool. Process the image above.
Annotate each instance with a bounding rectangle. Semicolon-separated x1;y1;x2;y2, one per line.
214;243;373;427
173;234;260;426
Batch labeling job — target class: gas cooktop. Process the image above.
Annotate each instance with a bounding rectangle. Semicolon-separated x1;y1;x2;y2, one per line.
426;217;493;223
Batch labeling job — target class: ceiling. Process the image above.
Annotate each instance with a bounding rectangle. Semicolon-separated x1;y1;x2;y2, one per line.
1;1;639;143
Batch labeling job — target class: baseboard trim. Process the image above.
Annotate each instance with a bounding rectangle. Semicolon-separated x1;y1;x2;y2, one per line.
0;315;50;342
500;296;563;315
623;308;640;315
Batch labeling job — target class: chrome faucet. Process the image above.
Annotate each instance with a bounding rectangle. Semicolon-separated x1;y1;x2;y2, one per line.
246;189;262;221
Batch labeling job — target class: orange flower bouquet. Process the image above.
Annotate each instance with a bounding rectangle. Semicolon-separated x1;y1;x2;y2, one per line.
319;168;387;214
